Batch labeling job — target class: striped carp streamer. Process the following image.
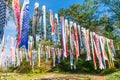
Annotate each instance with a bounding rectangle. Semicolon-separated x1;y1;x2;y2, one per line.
55;14;60;42
19;0;30;49
12;0;21;46
50;10;55;35
61;16;67;57
73;23;79;58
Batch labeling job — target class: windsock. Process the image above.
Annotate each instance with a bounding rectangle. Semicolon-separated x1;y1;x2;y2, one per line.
73;23;79;58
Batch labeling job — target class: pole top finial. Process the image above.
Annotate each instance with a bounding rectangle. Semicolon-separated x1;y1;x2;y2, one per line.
34;2;39;9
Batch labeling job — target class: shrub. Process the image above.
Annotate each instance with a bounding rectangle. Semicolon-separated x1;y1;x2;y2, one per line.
114;50;120;69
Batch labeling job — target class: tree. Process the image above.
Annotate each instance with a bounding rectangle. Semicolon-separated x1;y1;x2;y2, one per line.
58;0;120;50
99;0;120;48
58;1;100;32
99;0;120;21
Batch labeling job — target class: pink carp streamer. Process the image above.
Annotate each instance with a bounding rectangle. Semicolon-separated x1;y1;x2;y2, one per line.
12;0;21;46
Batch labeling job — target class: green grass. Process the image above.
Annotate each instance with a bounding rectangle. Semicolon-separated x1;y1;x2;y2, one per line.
106;71;120;80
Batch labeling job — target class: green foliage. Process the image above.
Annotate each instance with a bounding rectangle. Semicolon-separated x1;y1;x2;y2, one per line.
53;54;96;74
100;68;117;75
40;40;52;46
58;3;99;30
14;59;32;73
49;52;119;75
114;50;120;69
8;58;49;74
33;67;47;73
7;59;32;73
99;0;120;42
6;49;119;74
8;0;23;9
106;71;120;80
0;67;7;73
100;0;120;22
8;0;12;8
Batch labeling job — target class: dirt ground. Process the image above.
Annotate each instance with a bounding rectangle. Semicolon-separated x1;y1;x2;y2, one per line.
0;73;106;80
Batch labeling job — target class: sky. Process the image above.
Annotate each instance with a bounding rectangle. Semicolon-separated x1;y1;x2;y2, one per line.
21;0;84;17
1;17;17;58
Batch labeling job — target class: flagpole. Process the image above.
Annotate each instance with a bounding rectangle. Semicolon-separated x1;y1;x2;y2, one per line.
6;56;8;79
32;2;39;49
42;5;46;40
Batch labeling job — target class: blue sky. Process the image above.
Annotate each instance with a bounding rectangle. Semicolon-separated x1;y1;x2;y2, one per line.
21;0;84;17
1;17;16;57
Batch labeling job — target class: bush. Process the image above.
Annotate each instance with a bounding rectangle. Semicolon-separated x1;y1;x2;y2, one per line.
0;67;7;73
51;54;95;73
10;57;50;74
6;50;119;74
114;50;120;69
16;60;32;73
100;68;118;75
34;67;47;73
49;52;119;75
